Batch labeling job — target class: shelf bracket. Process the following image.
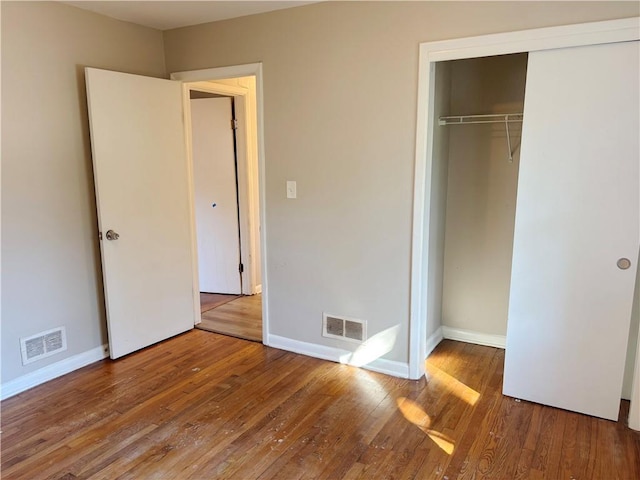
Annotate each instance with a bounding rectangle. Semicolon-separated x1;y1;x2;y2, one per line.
505;117;513;163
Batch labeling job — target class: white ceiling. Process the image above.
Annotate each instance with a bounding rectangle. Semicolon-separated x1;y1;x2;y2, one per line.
64;1;319;31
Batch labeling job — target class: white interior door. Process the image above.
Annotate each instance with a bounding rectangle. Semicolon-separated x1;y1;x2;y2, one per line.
503;41;639;420
85;68;196;359
191;97;242;294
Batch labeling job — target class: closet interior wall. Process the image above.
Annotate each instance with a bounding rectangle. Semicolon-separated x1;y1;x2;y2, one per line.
440;54;528;337
425;61;451;342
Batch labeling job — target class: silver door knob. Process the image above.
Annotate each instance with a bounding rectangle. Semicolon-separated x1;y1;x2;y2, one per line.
105;229;120;241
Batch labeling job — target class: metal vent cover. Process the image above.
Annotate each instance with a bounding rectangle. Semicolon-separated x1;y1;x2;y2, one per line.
322;314;366;343
325;316;344;337
344;320;364;341
20;327;68;365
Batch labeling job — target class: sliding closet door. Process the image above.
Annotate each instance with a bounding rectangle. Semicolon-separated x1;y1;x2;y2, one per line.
504;41;639;421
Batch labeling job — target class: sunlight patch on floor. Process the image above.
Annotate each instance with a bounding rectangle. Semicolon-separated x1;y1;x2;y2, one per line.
396;397;455;455
426;363;480;406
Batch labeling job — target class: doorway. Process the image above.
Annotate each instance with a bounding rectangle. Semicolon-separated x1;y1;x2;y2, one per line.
183;75;263;342
85;64;267;359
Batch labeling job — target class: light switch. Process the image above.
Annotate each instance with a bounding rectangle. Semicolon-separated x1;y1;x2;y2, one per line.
286;181;297;199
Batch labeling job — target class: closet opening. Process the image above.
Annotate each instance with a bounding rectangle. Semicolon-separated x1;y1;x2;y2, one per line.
429;52;528;349
430;51;640;411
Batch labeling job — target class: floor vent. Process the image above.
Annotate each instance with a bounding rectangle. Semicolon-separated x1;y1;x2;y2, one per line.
323;314;366;343
20;327;67;365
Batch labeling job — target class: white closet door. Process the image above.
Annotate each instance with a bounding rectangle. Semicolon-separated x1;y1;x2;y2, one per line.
191;98;242;294
504;41;639;420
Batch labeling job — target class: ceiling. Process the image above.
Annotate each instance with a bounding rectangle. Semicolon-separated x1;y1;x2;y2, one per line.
64;1;319;31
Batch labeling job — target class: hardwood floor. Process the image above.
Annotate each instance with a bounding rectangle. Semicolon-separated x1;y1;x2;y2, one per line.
199;293;241;314
2;335;638;479
198;294;262;342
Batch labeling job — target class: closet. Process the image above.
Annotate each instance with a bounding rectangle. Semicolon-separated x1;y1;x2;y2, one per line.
429;40;639;421
438;53;527;342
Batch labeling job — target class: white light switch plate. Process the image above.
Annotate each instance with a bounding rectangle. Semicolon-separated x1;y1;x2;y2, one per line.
286;181;297;199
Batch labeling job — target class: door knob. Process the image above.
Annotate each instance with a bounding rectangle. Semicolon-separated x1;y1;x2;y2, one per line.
105;229;120;241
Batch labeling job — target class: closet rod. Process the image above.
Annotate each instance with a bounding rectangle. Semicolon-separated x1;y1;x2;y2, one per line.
439;113;523;163
438;113;523;126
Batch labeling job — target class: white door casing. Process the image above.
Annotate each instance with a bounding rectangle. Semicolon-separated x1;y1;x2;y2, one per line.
503;41;639;420
171;63;269;345
191;97;242;294
85;68;196;359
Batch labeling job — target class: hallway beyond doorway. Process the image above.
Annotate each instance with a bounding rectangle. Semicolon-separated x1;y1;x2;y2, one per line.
200;292;241;313
197;294;262;342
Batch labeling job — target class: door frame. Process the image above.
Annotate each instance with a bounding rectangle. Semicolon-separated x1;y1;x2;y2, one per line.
171;63;268;345
409;18;639;422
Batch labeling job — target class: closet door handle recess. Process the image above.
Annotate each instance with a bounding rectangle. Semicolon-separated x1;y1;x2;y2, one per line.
617;258;631;270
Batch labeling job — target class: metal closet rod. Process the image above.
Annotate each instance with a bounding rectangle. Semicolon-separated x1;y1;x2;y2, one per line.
438;113;524;163
438;113;524;126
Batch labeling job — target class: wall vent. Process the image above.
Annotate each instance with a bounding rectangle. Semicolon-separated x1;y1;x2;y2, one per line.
20;327;67;365
322;314;366;343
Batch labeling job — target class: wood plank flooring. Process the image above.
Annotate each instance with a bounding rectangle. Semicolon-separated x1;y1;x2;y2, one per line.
2;335;638;479
198;294;262;342
199;293;241;314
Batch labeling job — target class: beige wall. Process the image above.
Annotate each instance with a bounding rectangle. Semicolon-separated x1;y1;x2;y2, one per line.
1;1;166;383
2;1;638;387
442;54;527;336
164;2;638;362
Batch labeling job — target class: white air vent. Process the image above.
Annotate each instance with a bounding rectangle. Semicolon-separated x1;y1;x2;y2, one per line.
322;314;366;343
20;327;67;365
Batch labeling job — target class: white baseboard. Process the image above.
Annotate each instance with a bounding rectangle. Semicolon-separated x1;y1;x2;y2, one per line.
442;326;506;349
267;334;409;378
1;344;109;400
425;327;444;357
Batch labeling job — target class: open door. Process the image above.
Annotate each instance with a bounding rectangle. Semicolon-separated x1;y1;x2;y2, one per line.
85;68;196;359
503;41;639;420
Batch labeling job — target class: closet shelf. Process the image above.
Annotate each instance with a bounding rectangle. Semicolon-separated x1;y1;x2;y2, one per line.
439;113;524;163
438;113;523;126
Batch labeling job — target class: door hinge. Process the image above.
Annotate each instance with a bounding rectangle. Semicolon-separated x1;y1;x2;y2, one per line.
98;231;103;240
231;118;238;130
239;263;244;273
